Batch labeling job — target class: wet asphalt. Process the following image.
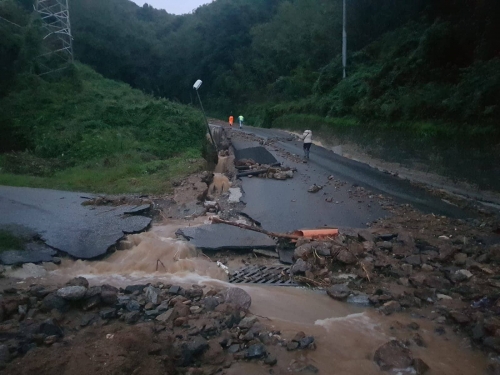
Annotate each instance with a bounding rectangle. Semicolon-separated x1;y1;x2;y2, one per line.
0;186;151;260
229;126;468;233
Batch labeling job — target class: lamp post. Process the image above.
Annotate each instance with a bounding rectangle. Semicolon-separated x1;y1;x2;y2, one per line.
342;0;347;79
193;79;217;152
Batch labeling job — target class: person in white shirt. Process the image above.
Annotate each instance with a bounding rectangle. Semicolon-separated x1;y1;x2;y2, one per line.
300;130;312;160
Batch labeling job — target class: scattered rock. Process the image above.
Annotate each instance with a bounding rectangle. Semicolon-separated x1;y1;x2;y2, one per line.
246;344;266;359
299;336;315;348
380;301;401;315
454;253;467;266
124;284;147;294
66;277;89;288
374;340;413;371
326;284;350;300
454;269;473;281
347;294;370;306
264;354;277;366
126;299;141;312
39;318;64;337
41;293;68;313
412;333;426;347
203;297;219;311
169;285;181;295
0;344;10;365
124;311;141;324
100;284;118;305
291;258;310;274
308;184;322;193
221;288;252;311
413;358;430;375
99;308;117;320
336;250;357;265
145;286;160;304
238;316;258;330
56;286;87;301
156;309;176;323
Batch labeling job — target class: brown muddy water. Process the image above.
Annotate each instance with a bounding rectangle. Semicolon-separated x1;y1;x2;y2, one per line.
5;223;491;374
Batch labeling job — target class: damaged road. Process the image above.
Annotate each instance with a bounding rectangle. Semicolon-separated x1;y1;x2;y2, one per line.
0;186;152;260
232;126;471;228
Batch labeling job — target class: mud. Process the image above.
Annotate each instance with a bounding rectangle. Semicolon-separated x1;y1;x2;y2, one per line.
1;122;499;374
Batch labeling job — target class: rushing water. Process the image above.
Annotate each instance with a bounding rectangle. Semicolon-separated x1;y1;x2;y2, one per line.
4;223;491;374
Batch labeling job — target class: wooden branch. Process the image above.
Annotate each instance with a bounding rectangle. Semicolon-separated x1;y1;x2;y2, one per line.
210;217;301;240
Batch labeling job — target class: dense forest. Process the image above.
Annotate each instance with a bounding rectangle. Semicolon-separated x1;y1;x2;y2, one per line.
66;0;500;137
0;0;206;193
1;0;499;191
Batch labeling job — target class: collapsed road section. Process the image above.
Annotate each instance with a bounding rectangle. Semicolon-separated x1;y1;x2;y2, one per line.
0;185;152;261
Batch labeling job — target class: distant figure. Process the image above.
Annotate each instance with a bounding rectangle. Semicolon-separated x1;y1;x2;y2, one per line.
300;130;312;160
229;115;234;127
238;115;244;129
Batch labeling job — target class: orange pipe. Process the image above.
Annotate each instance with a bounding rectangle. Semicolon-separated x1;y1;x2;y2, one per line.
292;229;339;239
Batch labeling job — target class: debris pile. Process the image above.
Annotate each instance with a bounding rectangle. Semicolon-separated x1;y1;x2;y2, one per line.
0;278;316;372
290;204;500;354
236;160;295;181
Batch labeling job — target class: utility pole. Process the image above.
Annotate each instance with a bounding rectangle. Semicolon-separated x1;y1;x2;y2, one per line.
342;0;347;79
35;0;74;76
193;80;218;152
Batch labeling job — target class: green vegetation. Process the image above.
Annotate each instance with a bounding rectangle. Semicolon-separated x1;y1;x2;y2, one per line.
2;0;500;191
64;0;499;141
0;230;25;252
0;1;207;194
0;64;207;193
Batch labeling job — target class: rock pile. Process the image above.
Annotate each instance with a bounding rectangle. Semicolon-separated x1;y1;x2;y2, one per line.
290;208;500;355
0;278;315;372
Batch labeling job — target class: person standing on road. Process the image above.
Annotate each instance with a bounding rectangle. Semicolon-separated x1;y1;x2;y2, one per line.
238;115;244;129
229;115;234;127
300;129;312;160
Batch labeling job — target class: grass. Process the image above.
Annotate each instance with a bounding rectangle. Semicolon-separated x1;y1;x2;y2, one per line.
0;150;206;195
0;63;209;194
0;230;25;252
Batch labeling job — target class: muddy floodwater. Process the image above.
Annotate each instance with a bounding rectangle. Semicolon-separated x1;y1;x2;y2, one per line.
4;222;490;375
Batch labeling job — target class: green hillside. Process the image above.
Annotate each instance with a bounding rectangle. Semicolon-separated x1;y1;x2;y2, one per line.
0;0;206;194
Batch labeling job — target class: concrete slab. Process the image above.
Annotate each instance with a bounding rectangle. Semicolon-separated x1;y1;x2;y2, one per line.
0;186;152;260
177;224;276;251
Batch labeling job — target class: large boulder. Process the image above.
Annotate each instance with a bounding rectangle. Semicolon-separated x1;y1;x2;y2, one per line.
41;293;69;312
221;287;252;311
101;285;118;305
56;286;87;301
374;340;413;371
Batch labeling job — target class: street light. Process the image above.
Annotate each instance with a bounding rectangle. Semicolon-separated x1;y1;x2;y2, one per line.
193;79;217;152
342;0;347;79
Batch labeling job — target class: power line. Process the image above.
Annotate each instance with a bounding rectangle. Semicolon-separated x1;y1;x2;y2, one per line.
0;15;22;28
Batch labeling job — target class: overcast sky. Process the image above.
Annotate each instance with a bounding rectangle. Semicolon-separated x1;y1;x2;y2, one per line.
131;0;213;15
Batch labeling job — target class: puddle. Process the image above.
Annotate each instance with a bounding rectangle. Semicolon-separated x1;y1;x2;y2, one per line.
240;285;488;375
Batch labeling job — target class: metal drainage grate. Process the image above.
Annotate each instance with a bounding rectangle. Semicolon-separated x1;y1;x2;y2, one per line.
229;265;296;285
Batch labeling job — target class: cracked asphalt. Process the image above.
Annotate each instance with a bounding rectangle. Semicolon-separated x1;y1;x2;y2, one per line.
0;186;152;260
227;125;469;233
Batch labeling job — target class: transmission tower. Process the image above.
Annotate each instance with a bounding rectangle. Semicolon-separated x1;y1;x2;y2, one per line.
35;0;74;75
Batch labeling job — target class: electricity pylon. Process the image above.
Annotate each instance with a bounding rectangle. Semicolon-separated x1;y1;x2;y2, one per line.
35;0;74;75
